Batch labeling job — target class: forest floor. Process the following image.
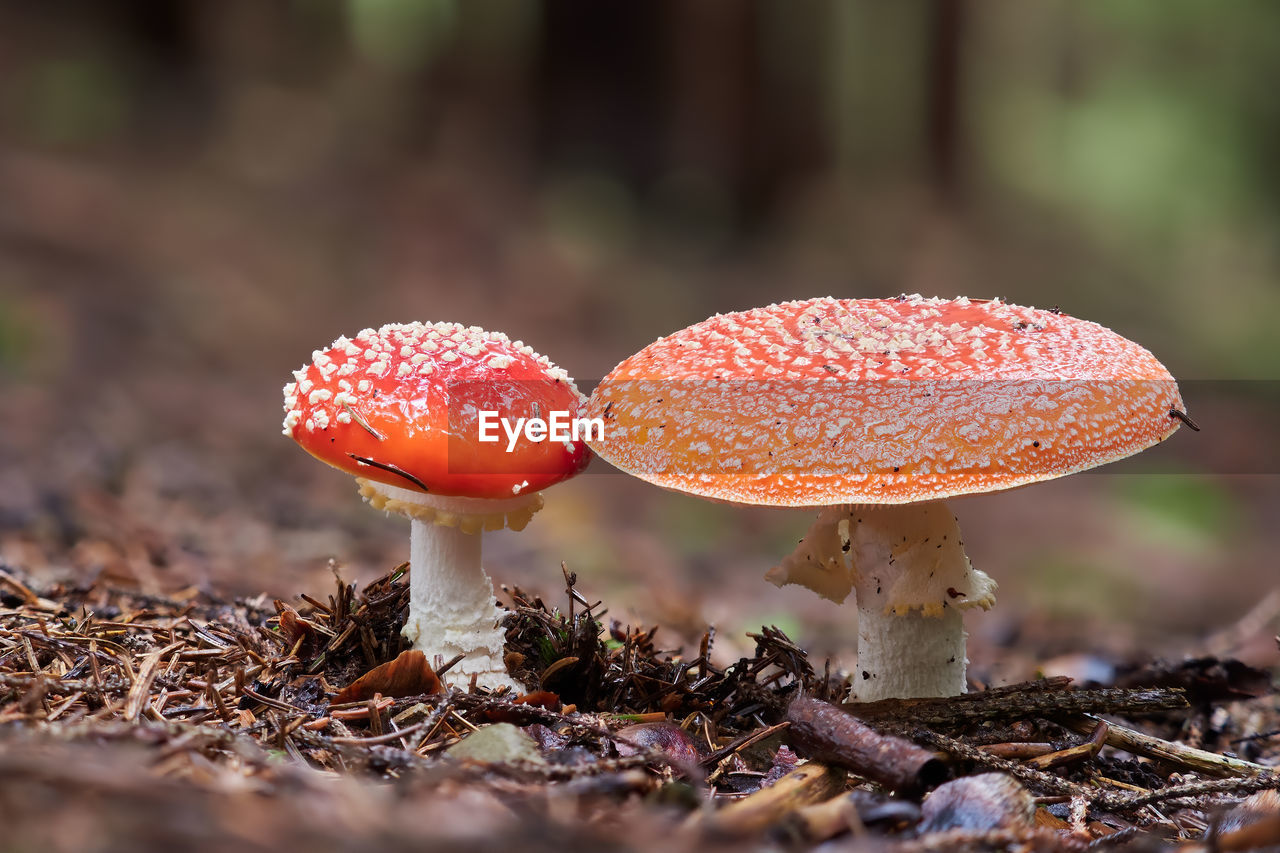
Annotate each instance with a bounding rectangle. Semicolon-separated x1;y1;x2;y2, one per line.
1;552;1277;853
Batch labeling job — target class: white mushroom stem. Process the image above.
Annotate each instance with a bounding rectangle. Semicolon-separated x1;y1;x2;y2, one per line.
852;559;968;700
405;517;514;691
766;501;996;701
358;479;545;693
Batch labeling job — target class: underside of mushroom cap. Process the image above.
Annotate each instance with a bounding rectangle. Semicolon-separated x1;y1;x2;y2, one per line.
766;503;997;614
586;296;1185;507
358;479;544;533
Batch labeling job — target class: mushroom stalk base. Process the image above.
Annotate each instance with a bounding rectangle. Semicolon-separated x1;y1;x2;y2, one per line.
853;587;967;701
403;518;518;692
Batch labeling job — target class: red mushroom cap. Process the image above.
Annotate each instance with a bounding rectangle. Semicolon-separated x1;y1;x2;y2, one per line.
586;296;1184;506
284;322;590;500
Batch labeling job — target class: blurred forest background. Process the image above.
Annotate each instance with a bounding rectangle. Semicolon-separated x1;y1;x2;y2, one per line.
0;1;1276;680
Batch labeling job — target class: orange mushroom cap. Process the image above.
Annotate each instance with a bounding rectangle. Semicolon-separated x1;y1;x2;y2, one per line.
284;322;590;500
586;296;1184;506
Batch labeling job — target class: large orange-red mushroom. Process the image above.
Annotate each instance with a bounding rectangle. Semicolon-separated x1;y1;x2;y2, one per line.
586;296;1187;700
284;322;590;690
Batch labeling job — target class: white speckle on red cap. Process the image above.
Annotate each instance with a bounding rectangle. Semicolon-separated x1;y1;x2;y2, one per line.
283;321;590;501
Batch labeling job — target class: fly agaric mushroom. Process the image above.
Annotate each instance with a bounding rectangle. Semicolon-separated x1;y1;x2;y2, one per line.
283;322;590;691
585;296;1186;700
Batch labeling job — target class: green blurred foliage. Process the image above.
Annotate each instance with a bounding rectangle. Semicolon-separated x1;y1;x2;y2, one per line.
996;82;1249;229
17;55;131;146
1113;475;1240;545
978;2;1275;233
649;497;736;557
0;295;45;378
542;172;639;265
348;0;458;72
826;1;930;172
1025;554;1147;621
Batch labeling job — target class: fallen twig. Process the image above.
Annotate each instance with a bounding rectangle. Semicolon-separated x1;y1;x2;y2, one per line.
853;679;1188;729
698;763;846;837
1062;715;1273;778
787;695;948;795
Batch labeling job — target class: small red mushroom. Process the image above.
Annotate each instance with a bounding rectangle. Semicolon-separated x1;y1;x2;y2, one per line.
284;322;590;690
585;296;1186;699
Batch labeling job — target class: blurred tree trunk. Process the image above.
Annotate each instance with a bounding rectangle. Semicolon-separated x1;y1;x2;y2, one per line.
741;2;830;218
536;1;829;224
925;0;966;199
536;0;665;185
663;0;831;222
664;0;754;206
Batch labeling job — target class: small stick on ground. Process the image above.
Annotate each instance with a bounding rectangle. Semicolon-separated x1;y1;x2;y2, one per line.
1062;715;1274;777
698;763;846;837
908;728;1095;799
979;742;1056;760
786;695;948;795
787;792;866;843
1024;720;1109;771
702;722;789;772
852;679;1187;729
0;570;41;607
1097;772;1280;812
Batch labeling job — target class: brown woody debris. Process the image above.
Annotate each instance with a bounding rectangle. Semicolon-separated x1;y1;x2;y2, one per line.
786;694;949;795
700;763;846;837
